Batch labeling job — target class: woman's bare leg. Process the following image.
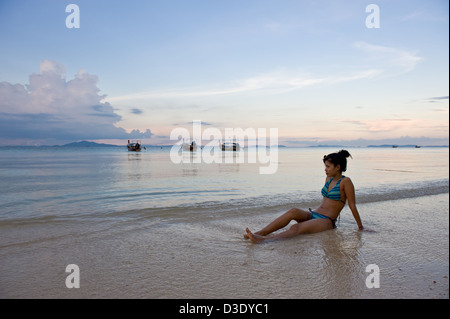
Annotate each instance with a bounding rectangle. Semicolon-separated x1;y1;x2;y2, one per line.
244;208;310;239
246;218;333;243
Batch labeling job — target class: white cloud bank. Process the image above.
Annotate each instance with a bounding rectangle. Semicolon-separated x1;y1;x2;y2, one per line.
0;60;151;145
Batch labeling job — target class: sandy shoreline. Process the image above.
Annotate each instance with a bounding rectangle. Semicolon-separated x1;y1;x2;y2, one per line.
0;193;448;299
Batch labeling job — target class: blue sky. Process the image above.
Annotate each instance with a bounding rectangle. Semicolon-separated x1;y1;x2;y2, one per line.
0;0;448;146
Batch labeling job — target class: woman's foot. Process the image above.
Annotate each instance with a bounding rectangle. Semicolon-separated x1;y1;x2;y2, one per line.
243;229;263;239
245;228;266;243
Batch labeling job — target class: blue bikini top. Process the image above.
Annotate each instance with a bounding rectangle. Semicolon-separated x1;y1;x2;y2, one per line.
321;176;345;204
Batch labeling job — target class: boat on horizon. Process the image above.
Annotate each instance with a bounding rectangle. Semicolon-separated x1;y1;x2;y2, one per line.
127;139;142;152
181;139;198;152
221;141;241;151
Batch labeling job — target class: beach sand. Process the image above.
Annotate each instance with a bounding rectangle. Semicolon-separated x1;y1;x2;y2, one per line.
0;193;448;299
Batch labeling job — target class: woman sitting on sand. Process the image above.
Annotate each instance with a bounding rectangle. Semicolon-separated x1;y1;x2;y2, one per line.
245;150;364;243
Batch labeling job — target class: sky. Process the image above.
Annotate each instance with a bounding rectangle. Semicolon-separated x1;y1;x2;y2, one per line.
0;0;448;146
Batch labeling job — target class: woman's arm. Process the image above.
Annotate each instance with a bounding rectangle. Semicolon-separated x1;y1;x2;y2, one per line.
344;178;364;230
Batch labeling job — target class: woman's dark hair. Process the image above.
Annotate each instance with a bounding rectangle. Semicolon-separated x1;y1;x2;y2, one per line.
323;150;352;172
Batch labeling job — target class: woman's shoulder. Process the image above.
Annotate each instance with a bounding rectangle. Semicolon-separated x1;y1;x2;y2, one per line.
341;176;353;184
341;176;355;188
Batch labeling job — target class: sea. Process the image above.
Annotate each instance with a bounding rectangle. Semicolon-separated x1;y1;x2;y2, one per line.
0;146;448;298
0;146;448;222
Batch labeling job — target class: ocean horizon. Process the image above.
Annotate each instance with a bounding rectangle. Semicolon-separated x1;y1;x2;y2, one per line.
1;140;448;148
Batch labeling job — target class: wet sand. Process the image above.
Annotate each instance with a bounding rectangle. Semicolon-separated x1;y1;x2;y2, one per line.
0;193;448;299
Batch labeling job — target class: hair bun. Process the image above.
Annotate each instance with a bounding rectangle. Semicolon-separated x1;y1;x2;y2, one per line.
323;150;352;172
338;150;352;159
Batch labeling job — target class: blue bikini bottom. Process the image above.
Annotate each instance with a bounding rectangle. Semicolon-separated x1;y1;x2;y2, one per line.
309;208;337;229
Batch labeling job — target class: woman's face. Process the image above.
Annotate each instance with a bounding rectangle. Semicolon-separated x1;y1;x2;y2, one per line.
324;160;340;177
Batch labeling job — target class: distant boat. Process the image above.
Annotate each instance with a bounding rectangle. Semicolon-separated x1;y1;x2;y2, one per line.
221;141;240;151
181;140;198;152
127;140;142;152
415;145;421;148
392;145;398;148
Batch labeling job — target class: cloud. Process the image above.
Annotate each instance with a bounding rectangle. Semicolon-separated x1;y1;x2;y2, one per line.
130;108;143;114
343;118;415;133
107;68;380;103
427;96;449;101
127;129;153;138
106;42;417;105
354;42;423;74
0;60;152;143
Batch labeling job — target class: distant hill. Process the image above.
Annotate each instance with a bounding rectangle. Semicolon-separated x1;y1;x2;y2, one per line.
368;144;419;148
307;145;346;148
59;141;120;147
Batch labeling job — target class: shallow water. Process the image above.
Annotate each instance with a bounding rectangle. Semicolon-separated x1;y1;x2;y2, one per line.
1;194;447;299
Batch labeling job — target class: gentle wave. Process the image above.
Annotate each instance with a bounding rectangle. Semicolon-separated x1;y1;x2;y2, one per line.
355;178;449;203
1;178;447;226
101;178;450;224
